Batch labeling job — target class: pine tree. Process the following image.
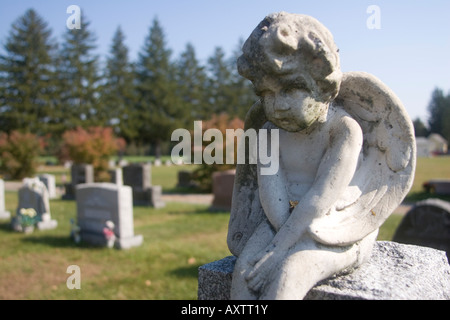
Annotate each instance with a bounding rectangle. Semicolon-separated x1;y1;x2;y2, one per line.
413;118;429;137
135;17;184;158
57;11;101;132
206;47;235;116
176;42;208;122
228;38;257;120
427;87;450;142
102;26;137;142
0;9;57;135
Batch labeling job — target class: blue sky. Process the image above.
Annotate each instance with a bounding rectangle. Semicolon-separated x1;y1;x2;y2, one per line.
1;0;449;123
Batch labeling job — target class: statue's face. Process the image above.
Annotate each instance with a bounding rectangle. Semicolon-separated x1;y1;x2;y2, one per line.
259;80;328;132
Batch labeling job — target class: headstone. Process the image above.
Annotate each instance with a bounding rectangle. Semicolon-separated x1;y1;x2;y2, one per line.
0;179;11;219
133;185;165;208
71;163;94;185
109;168;123;186
423;179;450;195
211;170;235;211
123;163;151;189
198;241;450;300
12;177;57;231
176;170;196;188
415;137;432;157
63;164;94;199
76;183;143;249
122;164;165;208
108;159;116;169
153;159;162;167
393;198;450;260
39;174;57;199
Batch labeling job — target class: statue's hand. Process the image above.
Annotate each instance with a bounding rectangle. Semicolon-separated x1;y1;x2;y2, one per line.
245;244;278;293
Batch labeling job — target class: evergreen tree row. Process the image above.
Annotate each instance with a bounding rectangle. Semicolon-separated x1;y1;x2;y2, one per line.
0;9;256;155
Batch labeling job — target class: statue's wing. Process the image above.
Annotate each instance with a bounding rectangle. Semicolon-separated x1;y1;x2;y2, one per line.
227;100;267;256
309;71;416;246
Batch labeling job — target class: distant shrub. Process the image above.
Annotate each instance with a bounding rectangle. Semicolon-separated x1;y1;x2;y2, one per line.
192;113;244;192
0;131;43;180
61;127;126;181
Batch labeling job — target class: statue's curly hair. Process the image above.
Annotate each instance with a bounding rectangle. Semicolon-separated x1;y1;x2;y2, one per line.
238;12;342;103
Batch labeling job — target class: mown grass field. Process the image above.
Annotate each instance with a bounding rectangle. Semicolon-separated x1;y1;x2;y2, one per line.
0;195;230;299
0;156;449;299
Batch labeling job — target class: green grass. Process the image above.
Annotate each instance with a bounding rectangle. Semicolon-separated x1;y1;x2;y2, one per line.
151;164;200;193
0;192;230;299
376;214;404;241
1;155;449;299
405;156;450;202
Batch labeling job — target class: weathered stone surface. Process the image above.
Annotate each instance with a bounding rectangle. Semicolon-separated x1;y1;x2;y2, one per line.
306;241;450;300
198;241;450;300
198;256;235;300
228;11;416;299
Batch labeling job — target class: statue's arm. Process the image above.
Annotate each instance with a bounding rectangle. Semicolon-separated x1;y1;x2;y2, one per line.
246;116;363;285
257;153;290;232
268;116;362;251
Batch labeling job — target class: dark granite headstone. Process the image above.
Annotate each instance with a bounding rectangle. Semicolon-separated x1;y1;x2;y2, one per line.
393;198;450;261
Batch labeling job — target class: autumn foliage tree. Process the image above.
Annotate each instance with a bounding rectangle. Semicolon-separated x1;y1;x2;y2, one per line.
192;113;244;192
61;127;125;181
0;131;43;179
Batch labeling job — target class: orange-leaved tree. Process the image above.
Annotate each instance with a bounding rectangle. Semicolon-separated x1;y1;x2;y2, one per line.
192;113;244;192
61;127;126;181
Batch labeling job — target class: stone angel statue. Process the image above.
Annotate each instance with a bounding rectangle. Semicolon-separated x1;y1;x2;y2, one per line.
227;12;416;299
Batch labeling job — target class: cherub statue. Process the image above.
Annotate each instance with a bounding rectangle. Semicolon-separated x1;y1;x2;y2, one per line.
227;12;416;299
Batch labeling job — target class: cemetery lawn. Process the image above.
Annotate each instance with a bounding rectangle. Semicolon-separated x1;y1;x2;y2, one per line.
0;156;449;299
0;193;230;299
405;156;450;202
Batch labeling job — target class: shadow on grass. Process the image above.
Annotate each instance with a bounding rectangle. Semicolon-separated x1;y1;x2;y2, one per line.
20;235;109;251
21;235;75;248
0;221;13;232
164;186;209;194
169;264;201;278
167;208;230;215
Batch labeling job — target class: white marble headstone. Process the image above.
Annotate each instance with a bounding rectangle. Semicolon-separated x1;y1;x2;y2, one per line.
0;179;11;219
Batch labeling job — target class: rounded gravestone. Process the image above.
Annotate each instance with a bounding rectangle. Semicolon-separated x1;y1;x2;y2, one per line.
393;198;450;261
